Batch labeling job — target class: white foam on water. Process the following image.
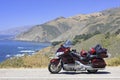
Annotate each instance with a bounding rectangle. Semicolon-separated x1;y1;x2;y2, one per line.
17;47;24;49
6;54;11;58
14;54;25;57
19;50;35;53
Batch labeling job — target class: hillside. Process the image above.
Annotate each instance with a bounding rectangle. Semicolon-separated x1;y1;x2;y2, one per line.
72;34;120;57
1;34;120;68
15;7;120;42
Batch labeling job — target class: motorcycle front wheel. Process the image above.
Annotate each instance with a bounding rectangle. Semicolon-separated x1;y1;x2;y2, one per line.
48;63;62;74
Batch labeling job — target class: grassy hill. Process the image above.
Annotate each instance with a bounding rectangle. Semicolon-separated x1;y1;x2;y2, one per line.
72;34;120;57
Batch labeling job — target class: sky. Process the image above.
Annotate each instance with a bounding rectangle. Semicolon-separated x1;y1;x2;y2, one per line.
0;0;120;31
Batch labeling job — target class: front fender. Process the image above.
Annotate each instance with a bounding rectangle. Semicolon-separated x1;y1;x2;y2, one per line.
50;58;60;65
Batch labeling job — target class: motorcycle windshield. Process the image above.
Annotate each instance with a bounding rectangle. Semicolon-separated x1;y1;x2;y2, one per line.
63;40;72;48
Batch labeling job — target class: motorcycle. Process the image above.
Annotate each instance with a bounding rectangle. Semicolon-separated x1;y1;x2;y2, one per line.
48;44;108;74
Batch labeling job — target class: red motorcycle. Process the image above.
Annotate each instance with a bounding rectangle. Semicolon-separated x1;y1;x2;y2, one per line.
48;44;108;74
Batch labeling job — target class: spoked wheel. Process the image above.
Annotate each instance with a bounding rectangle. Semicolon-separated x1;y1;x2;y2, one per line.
48;63;62;74
87;70;98;73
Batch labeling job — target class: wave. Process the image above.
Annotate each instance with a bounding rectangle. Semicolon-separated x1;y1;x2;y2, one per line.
5;50;36;59
14;54;25;57
5;54;11;58
19;50;35;53
6;54;25;58
17;47;24;49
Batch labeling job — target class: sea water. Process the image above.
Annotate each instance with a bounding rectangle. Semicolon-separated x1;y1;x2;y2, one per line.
0;40;51;62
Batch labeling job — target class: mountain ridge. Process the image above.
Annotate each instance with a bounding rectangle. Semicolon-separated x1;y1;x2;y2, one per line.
0;26;33;36
15;7;120;42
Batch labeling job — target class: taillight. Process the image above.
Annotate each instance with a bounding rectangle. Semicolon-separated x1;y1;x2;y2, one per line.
90;48;96;54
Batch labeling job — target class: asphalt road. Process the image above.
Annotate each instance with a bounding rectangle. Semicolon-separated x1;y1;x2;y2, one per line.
0;66;120;80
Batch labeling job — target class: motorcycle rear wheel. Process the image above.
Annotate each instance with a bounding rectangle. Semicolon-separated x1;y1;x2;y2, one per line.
48;63;62;74
87;70;98;73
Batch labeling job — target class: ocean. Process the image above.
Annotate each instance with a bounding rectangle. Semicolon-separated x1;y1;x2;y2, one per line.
0;40;51;62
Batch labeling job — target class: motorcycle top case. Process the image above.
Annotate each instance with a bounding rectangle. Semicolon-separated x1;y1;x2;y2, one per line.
96;48;108;58
93;44;108;58
97;53;108;58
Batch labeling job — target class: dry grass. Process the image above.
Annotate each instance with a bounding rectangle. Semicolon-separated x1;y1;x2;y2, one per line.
22;54;50;68
0;47;51;68
106;56;120;66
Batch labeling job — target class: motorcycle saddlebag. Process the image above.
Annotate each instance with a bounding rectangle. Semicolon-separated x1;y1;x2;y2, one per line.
91;58;106;68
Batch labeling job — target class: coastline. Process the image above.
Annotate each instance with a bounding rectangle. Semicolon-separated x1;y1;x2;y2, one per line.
0;40;51;62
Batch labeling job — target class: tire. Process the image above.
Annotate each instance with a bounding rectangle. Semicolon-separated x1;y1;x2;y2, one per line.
87;70;98;73
48;63;62;74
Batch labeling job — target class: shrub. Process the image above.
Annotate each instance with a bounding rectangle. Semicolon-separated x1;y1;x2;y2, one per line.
52;41;63;46
73;31;101;45
72;39;81;45
106;56;120;66
93;31;101;35
105;32;110;39
115;29;120;35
